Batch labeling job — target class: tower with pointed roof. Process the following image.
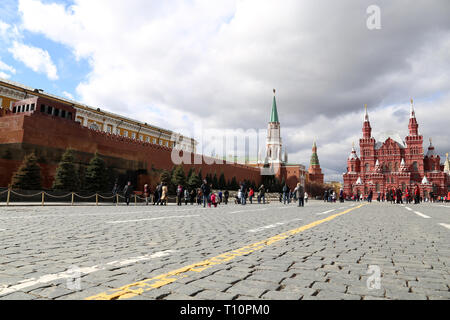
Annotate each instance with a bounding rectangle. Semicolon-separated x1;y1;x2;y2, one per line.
307;140;324;184
266;89;283;164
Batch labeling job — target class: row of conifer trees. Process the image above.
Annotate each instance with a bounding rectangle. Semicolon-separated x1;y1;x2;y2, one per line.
8;149;286;193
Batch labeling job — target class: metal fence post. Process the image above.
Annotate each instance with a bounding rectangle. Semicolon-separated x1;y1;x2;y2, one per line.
41;192;44;206
96;193;98;206
71;192;74;206
6;188;10;206
135;194;137;206
116;193;119;205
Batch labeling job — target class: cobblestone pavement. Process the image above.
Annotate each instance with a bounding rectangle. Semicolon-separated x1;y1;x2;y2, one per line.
0;200;449;300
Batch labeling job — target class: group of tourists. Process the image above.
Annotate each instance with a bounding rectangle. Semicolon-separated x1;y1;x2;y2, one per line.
275;183;307;207
348;184;448;204
323;189;345;203
235;183;267;205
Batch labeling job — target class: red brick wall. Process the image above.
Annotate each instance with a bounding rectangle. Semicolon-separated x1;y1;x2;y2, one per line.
0;113;262;189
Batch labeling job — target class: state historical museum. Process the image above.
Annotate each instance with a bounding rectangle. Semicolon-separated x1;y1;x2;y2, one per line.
343;101;450;199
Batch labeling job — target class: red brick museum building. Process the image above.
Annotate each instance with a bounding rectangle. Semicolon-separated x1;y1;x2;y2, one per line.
343;102;449;199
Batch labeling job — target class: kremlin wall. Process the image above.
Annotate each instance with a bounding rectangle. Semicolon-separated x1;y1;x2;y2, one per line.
0;80;312;191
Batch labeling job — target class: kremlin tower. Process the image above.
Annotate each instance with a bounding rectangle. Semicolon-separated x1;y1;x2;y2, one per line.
307;140;324;184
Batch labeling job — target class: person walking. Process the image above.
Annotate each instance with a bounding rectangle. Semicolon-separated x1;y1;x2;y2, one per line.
112;182;119;205
218;190;223;204
197;189;202;205
144;184;150;205
201;180;210;208
153;182;162;205
224;189;229;204
368;189;373;203
190;188;196;205
324;190;328;202
161;183;168;206
123;181;133;206
282;184;289;205
184;188;189;205
258;184;266;204
176;184;183;206
295;183;305;207
240;182;247;205
414;185;420;204
249;188;254;204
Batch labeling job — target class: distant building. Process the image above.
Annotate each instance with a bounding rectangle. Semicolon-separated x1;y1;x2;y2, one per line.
0;78;196;152
343;102;449;198
307;140;324;184
249;89;307;189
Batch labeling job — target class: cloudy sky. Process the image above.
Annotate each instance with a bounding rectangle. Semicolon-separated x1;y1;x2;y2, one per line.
1;0;449;181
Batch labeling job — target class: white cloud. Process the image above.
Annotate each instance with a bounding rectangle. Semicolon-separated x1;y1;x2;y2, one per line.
0;71;12;79
62;91;74;100
0;59;16;74
16;0;450;180
8;41;58;80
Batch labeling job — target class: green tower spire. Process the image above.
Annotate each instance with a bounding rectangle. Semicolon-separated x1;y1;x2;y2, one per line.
310;140;320;166
270;89;279;123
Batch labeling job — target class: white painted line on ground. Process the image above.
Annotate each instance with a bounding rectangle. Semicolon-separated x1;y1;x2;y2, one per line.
316;209;336;215
247;218;303;233
230;207;271;214
438;223;450;230
413;211;431;219
405;207;413;211
106;214;200;224
0;250;176;297
0;228;5;231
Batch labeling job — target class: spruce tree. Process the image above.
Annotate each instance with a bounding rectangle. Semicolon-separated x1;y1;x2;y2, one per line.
160;170;172;185
11;153;42;190
84;152;108;192
212;173;218;189
171;165;186;187
218;172;226;190
230;176;238;190
187;169;201;189
53;149;80;191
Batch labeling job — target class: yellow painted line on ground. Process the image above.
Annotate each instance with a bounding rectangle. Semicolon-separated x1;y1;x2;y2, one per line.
86;203;366;300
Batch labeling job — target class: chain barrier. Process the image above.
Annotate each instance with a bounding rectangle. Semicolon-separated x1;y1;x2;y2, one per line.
73;193;96;199
10;190;43;197
43;192;72;199
97;194;115;200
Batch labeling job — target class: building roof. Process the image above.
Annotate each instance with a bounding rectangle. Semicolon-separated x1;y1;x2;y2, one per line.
0;78;196;144
270;89;279;123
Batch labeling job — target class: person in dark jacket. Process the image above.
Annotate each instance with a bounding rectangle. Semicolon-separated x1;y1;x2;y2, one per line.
240;182;247;205
224;190;229;204
153;183;162;205
258;184;266;204
176;184;183;206
282;184;289;205
201;180;210;208
295;183;305;207
112;182;119;205
123;181;133;206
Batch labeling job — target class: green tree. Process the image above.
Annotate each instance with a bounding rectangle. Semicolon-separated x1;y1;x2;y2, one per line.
218;172;226;190
197;169;203;183
11;152;42;190
84;152;108;192
171;165;186;187
212;173;218;189
230;176;239;190
52;149;80;191
187;169;201;189
160;170;172;185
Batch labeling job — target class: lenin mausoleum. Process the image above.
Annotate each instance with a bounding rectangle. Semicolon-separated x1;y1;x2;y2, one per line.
343;102;450;198
0;79;306;190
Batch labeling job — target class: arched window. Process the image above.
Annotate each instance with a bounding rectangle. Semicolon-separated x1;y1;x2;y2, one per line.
402;183;406;191
412;161;418;172
388;162;392;172
394;163;398;172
